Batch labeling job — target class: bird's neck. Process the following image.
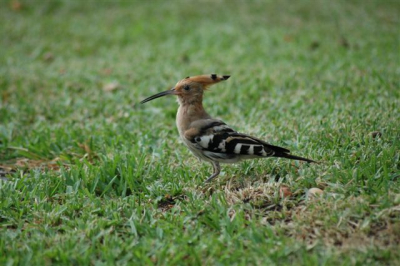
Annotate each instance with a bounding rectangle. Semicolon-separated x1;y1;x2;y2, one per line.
176;101;211;133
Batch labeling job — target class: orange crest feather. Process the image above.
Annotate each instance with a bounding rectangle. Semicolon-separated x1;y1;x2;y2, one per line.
178;74;230;89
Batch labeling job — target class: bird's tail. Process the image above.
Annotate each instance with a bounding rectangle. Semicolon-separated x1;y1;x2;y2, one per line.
276;153;318;163
263;143;317;163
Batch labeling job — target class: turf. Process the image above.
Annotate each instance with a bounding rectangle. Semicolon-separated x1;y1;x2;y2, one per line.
1;0;399;265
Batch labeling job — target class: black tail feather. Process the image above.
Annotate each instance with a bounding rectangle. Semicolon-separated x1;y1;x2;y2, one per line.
276;153;317;163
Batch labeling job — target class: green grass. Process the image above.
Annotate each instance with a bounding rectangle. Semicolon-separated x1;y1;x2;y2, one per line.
1;0;399;265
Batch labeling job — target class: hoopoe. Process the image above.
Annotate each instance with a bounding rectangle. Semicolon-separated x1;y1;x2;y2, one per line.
141;74;316;183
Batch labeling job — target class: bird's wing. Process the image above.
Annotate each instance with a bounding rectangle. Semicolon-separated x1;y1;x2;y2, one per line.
184;119;289;157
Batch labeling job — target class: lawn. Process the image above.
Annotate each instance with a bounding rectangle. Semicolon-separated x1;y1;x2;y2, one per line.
1;0;399;265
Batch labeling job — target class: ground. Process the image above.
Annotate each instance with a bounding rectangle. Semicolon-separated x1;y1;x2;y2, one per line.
0;0;399;265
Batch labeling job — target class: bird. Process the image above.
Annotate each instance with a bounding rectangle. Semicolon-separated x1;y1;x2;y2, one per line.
141;74;316;183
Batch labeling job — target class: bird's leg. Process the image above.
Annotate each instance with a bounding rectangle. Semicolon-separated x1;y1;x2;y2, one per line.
204;162;221;183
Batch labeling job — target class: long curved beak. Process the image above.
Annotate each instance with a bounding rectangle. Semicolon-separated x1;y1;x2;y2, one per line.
140;88;176;104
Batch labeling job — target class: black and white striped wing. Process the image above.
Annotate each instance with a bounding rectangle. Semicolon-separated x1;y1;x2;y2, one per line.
186;119;289;159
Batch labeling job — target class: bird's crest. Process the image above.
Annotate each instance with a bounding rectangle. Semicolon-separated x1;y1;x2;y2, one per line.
177;74;230;89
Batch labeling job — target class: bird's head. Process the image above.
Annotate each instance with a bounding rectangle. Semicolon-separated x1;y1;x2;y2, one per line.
140;74;230;105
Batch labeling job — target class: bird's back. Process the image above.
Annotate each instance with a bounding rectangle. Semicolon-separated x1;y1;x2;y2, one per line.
181;118;294;163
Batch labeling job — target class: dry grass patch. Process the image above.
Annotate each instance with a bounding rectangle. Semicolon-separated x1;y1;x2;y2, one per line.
218;179;400;253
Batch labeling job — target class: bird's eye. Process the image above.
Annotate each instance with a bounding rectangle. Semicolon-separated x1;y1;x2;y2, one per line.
184;85;190;91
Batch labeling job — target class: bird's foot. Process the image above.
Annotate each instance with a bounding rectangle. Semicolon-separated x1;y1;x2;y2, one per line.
204;173;219;184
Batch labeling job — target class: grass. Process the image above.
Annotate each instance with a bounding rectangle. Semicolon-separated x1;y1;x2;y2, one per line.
1;0;399;265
